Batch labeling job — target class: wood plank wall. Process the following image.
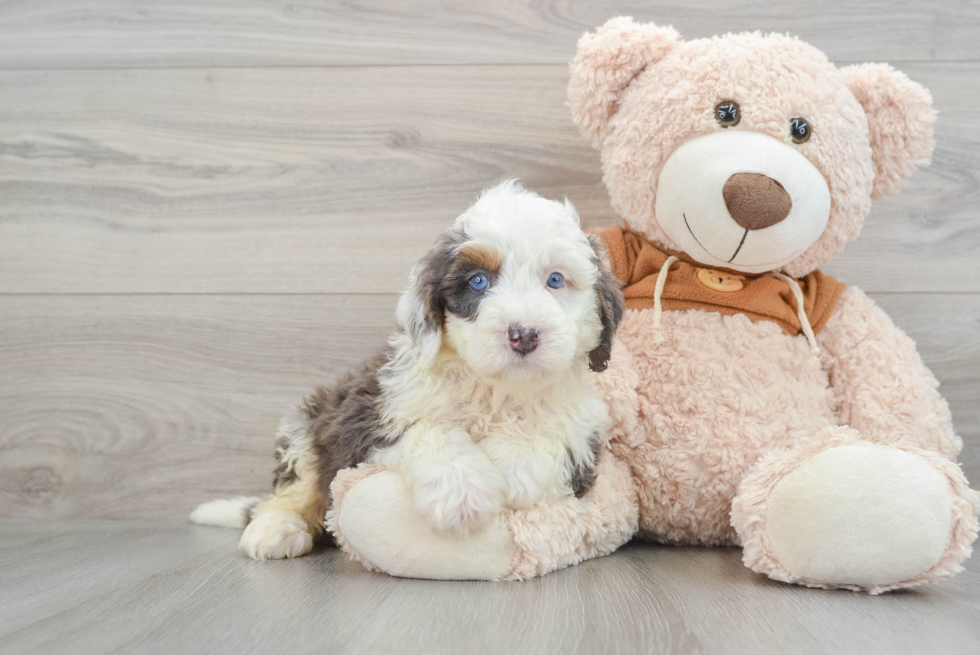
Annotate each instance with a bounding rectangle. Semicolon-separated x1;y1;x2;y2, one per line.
1;1;978;520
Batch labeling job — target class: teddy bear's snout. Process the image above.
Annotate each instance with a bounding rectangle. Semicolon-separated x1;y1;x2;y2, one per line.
723;173;793;230
654;130;830;274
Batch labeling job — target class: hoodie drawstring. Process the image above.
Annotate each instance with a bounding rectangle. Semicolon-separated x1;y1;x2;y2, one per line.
651;256;679;344
772;272;821;363
651;261;821;363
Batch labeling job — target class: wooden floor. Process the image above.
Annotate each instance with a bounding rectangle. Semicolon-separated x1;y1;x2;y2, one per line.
1;519;979;655
1;1;979;653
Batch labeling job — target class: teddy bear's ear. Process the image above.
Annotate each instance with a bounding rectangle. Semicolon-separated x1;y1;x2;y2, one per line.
568;17;681;147
841;63;936;198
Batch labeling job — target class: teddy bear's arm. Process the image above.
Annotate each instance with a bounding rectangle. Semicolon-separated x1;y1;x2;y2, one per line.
816;286;960;459
590;337;640;447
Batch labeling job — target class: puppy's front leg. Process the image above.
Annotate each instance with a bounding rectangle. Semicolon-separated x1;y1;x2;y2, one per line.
480;432;602;508
479;439;549;509
393;425;507;534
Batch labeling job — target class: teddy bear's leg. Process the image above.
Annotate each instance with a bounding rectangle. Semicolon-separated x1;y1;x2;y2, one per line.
731;426;979;594
327;448;637;580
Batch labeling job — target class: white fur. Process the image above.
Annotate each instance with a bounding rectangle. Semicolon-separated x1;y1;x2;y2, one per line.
374;181;610;534
656;131;831;273
239;509;315;560
189;496;264;529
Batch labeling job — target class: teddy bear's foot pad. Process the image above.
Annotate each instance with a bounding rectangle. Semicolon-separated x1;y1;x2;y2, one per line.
764;445;953;586
336;469;516;580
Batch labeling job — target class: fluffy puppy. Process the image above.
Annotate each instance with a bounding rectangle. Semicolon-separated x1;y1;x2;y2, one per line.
191;181;624;560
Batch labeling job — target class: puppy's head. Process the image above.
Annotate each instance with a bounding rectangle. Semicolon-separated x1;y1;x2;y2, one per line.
397;181;623;381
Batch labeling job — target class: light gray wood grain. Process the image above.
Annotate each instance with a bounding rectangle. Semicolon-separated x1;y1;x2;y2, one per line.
0;294;397;520
1;519;978;655
1;0;979;68
1;293;976;522
0;520;234;636
1;65;978;294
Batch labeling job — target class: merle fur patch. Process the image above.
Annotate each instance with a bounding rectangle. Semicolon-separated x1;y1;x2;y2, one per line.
408;228;501;327
288;351;392;509
586;235;625;372
569;431;603;498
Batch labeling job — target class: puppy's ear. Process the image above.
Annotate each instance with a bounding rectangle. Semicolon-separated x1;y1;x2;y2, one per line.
396;230;462;367
587;236;625;373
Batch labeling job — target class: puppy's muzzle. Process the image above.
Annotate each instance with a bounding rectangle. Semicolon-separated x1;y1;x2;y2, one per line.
508;324;540;355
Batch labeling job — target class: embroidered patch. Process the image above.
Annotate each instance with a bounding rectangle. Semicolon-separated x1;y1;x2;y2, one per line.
696;268;745;292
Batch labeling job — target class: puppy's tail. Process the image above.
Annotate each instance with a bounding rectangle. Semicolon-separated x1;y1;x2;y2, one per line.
190;496;265;529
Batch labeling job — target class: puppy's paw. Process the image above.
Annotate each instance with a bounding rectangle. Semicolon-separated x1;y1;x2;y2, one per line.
413;455;506;535
239;510;314;560
499;465;544;509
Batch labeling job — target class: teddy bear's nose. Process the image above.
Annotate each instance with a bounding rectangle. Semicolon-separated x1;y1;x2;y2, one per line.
723;173;793;230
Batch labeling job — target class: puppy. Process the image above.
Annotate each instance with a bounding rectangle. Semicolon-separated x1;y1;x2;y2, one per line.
191;181;624;559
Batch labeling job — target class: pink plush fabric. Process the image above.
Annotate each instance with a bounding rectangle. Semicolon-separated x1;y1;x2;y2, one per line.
611;306;837;546
504;447;638;580
818;287;960;458
841;64;936;199
590;338;640;446
568;17;680;148
564;17;976;593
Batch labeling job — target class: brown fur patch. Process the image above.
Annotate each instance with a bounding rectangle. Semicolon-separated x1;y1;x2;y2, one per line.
412;230;497;323
458;243;502;274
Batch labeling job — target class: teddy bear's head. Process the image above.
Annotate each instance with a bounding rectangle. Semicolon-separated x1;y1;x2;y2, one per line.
569;17;935;277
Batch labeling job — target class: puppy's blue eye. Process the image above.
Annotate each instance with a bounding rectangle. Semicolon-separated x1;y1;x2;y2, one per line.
469;274;489;291
547;272;564;289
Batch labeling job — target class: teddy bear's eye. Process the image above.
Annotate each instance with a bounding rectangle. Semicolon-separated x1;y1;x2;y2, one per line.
715;101;740;128
790;118;811;143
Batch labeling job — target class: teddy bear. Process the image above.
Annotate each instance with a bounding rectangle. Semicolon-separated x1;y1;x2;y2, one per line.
326;17;979;593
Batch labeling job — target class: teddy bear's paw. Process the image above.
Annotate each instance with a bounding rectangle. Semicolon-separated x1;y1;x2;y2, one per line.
762;444;953;587
239;510;314;560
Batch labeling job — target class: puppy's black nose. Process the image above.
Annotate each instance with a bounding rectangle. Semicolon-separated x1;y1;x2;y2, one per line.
508;324;540;355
